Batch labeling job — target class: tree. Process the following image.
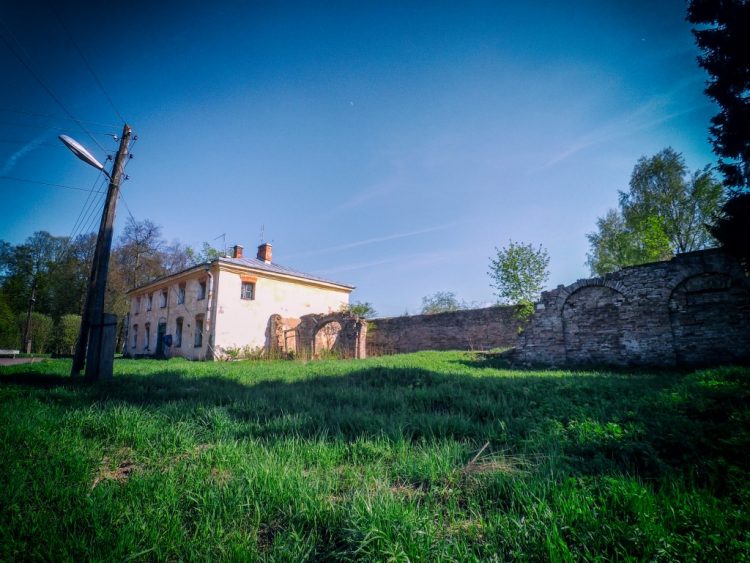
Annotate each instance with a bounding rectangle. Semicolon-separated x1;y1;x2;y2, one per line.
587;149;723;275
53;314;81;356
18;312;53;354
688;0;750;192
343;301;377;318
421;291;463;314
0;293;19;349
709;192;750;267
488;241;550;304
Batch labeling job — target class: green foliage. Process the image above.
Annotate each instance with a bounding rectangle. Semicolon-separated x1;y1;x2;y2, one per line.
0;293;19;349
53;314;81;356
710;193;750;267
488;240;550;304
17;312;54;354
0;354;748;560
588;148;724;275
688;0;750;191
341;301;377;318
420;291;463;314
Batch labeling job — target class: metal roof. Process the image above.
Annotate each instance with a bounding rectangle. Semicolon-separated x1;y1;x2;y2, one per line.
218;256;355;289
127;256;354;294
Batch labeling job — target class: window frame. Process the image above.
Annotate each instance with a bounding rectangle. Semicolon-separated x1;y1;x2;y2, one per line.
175;317;183;348
144;322;151;350
132;324;138;348
194;317;203;348
197;280;207;301
240;281;255;300
177;283;186;305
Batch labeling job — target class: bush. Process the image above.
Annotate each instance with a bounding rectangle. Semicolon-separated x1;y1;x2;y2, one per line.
16;312;54;354
54;314;81;356
0;295;20;349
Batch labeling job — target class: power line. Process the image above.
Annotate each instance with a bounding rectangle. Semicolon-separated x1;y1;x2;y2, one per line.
44;1;127;125
0;108;118;130
0;175;106;193
0;119;115;135
0;20;108;155
70;171;107;239
78;191;106;237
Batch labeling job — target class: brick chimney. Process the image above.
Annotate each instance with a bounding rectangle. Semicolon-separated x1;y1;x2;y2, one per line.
257;243;272;263
232;244;243;259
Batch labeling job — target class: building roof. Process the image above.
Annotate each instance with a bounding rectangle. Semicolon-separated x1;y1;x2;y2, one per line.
218;256;355;289
126;256;354;294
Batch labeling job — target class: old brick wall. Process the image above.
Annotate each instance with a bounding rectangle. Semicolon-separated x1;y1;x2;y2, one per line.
367;306;521;355
516;249;750;367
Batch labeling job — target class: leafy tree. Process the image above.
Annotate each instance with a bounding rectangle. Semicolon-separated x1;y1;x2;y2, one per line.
488;241;550;304
421;291;463;314
587;149;723;275
709;192;750;267
53;314;81;356
688;0;750;192
18;312;54;354
343;301;377;318
0;293;19;348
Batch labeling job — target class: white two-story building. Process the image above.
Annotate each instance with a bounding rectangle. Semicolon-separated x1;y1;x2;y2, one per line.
125;243;353;359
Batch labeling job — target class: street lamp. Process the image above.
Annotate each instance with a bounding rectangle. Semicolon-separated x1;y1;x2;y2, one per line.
62;125;132;380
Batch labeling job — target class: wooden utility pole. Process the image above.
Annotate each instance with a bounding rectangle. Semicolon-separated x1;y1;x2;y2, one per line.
71;123;132;380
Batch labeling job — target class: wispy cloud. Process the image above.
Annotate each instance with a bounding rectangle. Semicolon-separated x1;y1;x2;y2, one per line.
542;78;710;169
285;223;457;260
0;132;49;175
317;249;459;276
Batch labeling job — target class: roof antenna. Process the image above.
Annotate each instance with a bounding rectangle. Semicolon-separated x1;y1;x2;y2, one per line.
259;224;265;244
214;233;226;257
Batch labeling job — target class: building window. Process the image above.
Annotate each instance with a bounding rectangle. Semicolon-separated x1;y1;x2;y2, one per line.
197;280;207;300
194;317;203;347
175;317;183;348
132;325;138;348
144;323;151;350
134;297;140;315
146;293;153;311
159;289;167;308
241;281;255;300
177;283;186;304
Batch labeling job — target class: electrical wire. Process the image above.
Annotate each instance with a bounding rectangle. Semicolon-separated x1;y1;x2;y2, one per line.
0;108;118;130
69;171;107;239
44;1;127;125
0;20;108;155
0;175;106;193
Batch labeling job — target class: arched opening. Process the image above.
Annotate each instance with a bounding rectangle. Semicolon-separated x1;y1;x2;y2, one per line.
314;321;343;358
669;273;750;366
562;285;627;365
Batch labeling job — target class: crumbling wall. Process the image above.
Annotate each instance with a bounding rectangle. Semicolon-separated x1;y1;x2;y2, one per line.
366;306;521;355
516;249;750;367
272;312;367;359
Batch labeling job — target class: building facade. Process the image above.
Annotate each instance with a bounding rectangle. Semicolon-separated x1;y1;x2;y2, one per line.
125;243;353;360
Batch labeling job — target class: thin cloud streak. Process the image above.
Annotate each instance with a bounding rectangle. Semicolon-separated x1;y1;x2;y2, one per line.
285;223;457;260
542;78;710;169
0;132;48;175
317;250;459;276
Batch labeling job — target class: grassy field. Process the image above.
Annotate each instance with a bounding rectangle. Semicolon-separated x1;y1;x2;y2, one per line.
1;352;748;561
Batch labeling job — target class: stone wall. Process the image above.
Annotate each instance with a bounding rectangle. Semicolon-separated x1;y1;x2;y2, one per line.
516;249;750;367
367;306;521;355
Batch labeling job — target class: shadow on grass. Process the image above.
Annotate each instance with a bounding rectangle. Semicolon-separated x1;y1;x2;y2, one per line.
2;361;749;483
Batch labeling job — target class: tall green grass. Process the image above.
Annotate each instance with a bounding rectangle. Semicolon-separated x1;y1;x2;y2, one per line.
1;352;748;560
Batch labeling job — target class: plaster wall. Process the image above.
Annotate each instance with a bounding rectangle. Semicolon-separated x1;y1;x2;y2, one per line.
212;267;350;353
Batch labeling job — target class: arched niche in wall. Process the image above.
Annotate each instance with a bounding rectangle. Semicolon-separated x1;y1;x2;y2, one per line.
562;284;627;365
314;320;343;356
668;272;750;366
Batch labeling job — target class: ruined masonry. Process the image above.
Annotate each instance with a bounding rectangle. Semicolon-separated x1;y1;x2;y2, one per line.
516;248;750;367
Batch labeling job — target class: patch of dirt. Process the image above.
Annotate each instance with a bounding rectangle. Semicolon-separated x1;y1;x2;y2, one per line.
91;453;138;489
209;468;232;486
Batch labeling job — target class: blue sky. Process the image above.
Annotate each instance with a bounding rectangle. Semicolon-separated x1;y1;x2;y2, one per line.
0;1;717;316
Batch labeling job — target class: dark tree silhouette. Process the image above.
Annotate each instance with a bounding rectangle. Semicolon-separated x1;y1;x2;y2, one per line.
688;0;750;192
